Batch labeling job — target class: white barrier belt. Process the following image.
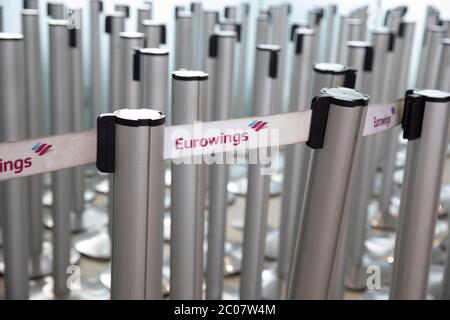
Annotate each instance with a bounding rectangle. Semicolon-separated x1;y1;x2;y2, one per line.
0;100;403;181
0;130;97;181
362;99;403;137
163;111;312;159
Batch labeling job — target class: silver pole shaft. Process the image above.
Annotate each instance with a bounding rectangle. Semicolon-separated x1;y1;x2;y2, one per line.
108;109;165;300
135;49;168;298
310;63;356;97
170;70;208;300
118;32;144;109
190;2;202;70
90;0;102;128
47;2;65;19
23;0;38;9
240;45;280;300
174;12;194;70
22;9;45;268
307;8;324;61
142;21;165;48
256;14;270;45
49;20;72;297
330;41;374;298
200;11;219;71
288;87;369;299
324;5;337;61
391;90;450;299
205;32;236;300
435;39;450;300
0;33;30;300
345;30;391;292
237;3;250;118
0;6;3;31
69;12;86;228
278;28;316;282
268;5;289;114
137;5;152;33
336;17;363;64
421;26;446;89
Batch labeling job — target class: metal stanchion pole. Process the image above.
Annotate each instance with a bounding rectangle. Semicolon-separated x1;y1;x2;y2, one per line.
421;26;446;89
238;3;251;118
142;20;166;48
344;30;393;293
0;33;30;300
23;0;39;9
174;12;194;70
278;28;316;287
22;9;47;277
324;5;337;62
372;12;410;230
0;6;2;31
201;11;219;72
328;41;374;298
90;0;103;128
307;8;324;61
390;90;450;300
288;87;369;299
114;4;130;19
47;2;65;19
97;109;165;300
240;45;280;300
137;4;152;33
49;20;72;297
350;6;369;41
190;2;202;70
310;63;356;96
224;6;237;21
256;13;270;46
205;31;237;300
118;32;145;108
336;17;363;64
170;70;208;300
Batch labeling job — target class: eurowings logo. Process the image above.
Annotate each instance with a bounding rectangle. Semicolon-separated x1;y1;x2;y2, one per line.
248;120;268;132
32;143;53;156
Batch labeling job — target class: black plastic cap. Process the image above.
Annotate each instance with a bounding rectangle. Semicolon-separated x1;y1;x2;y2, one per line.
343;69;357;88
209;34;219;58
307;96;331;149
99;1;103;12
105;16;112;34
160;25;166;44
290;24;299;41
69;28;77;47
124;5;130;18
363;46;374;72
269;51;278;78
398;22;405;37
316;8;324;25
235;24;241;42
133;50;141;81
295;32;303;55
402;90;425;140
224;7;231;18
388;32;395;51
96;114;116;173
47;3;52;16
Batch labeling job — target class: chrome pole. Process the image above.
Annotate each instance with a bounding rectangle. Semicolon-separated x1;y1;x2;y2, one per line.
142;20;166;48
240;45;280;300
336;17;363;64
174;11;194;70
47;2;65;19
137;4;152;33
90;0;103;128
0;33;30;300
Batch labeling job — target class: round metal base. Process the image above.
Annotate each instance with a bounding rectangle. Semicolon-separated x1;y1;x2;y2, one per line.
164;167;171;187
345;253;393;290
227;176;282;197
359;287;390;300
229;164;248;181
42;188;96;207
43;203;108;233
261;267;281;300
428;264;444;299
265;229;278;260
29;276;110;300
223;241;242;276
73;229;111;260
91;175;109;194
395;148;406;169
101;263;170;296
372;171;382;198
0;241;81;277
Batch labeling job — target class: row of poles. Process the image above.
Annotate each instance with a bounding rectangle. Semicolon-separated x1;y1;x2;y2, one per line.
0;1;450;300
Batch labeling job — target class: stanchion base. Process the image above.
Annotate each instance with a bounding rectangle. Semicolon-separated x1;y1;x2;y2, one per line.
0;241;81;277
428;264;444;299
222;284;240;300
43;203;108;232
102;263;170;296
227;176;282;197
261;266;281;300
265;229;278;260
345;254;393;290
73;229;111;260
358;287;390;300
29;276;110;300
229;164;248;181
92;176;109;194
42;188;96;207
223;241;242;276
165;167;171;187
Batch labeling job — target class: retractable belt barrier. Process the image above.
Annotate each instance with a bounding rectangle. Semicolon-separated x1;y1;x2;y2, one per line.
0;99;403;182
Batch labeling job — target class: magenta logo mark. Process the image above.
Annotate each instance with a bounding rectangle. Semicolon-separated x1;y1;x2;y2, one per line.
248;120;268;132
32;143;53;156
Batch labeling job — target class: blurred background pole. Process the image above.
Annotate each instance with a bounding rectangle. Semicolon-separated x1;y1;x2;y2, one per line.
49;20;72;297
142;20;166;48
0;33;30;300
47;2;65;19
240;45;280;300
336;17;362;64
90;0;103;128
137;3;152;33
174;11;194;70
205;31;237;300
170;70;208;300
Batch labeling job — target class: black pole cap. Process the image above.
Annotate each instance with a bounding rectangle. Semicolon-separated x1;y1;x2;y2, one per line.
69;28;77;47
290;24;299;41
133;49;141;81
160;25;166;44
343;69;357;88
105;16;112;34
363;46;374;72
307;96;331;149
209;34;219;58
96;114;116;173
402;90;425;140
269;50;278;79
